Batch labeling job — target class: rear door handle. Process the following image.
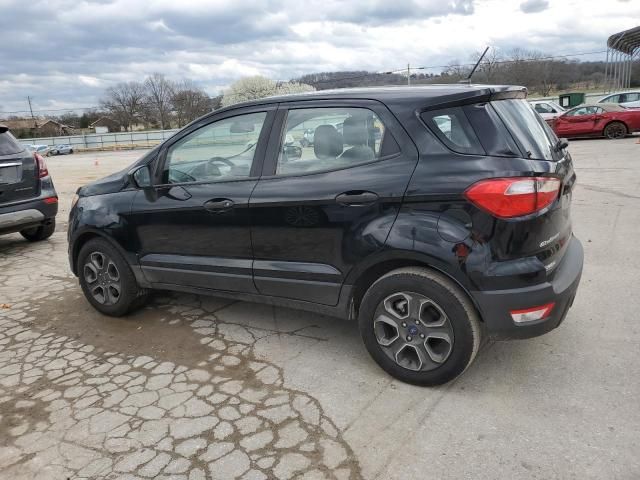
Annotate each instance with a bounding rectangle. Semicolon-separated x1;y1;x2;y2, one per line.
336;191;379;206
204;198;234;212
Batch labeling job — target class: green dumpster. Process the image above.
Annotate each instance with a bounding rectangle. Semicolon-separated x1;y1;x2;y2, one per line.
558;93;585;108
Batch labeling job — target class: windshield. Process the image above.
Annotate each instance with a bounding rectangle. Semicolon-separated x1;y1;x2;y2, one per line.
492;99;558;161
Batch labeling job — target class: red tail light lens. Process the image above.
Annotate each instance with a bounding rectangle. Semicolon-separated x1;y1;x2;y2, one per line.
34;153;49;178
464;177;561;218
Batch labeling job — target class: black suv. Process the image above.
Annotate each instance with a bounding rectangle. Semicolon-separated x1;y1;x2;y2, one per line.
68;85;583;385
0;126;58;241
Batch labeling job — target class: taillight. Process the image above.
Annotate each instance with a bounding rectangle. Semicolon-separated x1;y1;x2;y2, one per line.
464;177;561;218
34;153;49;178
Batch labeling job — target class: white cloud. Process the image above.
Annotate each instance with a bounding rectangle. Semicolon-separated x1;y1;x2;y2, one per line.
0;0;638;114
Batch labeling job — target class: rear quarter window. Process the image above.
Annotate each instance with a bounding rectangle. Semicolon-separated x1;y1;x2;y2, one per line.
0;131;26;156
421;107;484;155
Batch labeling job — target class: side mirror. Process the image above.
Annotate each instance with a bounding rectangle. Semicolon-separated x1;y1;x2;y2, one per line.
129;165;152;188
557;138;569;150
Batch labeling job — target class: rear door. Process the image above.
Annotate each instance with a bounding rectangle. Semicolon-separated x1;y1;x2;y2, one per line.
0;129;38;205
248;100;418;305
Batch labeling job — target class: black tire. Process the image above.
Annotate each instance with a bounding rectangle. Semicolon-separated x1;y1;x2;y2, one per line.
603;121;627;139
20;219;56;242
69;149;74;154
358;267;482;386
78;238;149;316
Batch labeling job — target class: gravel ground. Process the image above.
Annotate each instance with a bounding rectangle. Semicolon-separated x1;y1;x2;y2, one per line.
1;137;639;479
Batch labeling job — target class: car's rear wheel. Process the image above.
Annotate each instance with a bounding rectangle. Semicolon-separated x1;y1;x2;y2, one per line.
78;238;149;316
604;121;627;139
358;267;482;386
20;219;55;242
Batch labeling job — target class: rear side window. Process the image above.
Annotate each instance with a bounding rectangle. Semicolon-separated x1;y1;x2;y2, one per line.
0;131;25;156
422;107;484;155
491;99;557;161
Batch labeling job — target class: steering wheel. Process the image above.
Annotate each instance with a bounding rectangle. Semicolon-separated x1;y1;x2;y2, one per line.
208;157;235;168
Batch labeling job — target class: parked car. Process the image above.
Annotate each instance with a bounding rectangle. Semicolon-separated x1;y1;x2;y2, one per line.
530;100;566;122
68;85;583;386
50;144;74;155
551;103;640;139
597;91;640;108
32;145;52;157
0;126;58;241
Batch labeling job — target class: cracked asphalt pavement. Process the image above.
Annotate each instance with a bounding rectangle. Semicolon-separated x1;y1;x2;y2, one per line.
1;138;639;479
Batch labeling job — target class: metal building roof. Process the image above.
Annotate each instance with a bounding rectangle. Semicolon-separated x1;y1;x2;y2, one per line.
607;26;640;55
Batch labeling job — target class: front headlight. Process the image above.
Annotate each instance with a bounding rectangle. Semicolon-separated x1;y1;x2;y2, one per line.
71;194;79;209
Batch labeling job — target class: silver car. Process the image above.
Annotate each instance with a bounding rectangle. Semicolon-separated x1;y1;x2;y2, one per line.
529;100;566;122
50;144;74;155
597;91;640;108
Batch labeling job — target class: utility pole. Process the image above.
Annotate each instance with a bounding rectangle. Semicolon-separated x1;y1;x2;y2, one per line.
27;96;38;130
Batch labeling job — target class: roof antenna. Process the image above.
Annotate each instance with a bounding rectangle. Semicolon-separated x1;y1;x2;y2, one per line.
460;46;490;84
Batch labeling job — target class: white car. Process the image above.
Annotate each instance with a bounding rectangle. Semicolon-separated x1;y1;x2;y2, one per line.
530;100;566;122
597;91;640;108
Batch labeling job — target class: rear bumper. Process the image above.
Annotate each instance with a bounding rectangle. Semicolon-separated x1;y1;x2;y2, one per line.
0;194;58;235
471;235;583;339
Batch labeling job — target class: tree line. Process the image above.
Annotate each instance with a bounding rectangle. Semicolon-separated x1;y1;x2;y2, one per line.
297;49;640;96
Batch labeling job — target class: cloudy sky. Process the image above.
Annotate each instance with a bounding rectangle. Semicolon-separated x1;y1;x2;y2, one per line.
0;0;638;116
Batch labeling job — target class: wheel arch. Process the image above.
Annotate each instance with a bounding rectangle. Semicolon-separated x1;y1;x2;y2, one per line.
346;251;483;322
603;119;628;137
70;229;133;276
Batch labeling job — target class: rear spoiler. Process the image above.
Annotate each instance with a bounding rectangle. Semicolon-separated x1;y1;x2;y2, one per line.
420;86;528;112
0;125;8;133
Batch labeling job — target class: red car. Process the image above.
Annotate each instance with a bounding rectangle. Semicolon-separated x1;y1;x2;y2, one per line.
551;103;640;139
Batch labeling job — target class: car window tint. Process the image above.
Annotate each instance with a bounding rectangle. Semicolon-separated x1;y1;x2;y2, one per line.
491;99;557;161
275;107;395;175
422;107;484;155
164;112;266;184
463;103;519;158
0;131;25;156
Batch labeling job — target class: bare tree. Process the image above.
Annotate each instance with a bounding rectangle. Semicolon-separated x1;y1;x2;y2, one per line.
144;73;175;129
100;82;146;131
221;76;315;107
172;80;213;127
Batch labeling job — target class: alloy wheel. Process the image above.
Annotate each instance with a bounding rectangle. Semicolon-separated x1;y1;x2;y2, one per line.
605;123;626;139
83;251;122;305
373;292;454;372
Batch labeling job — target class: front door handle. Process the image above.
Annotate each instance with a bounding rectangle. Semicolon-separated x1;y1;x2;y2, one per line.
336;191;379;206
204;198;234;212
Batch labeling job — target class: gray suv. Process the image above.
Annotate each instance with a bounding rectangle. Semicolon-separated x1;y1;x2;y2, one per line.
0;125;58;241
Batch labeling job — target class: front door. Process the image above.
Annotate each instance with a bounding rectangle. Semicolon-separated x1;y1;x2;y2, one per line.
557;106;597;136
249;101;418;305
129;107;275;293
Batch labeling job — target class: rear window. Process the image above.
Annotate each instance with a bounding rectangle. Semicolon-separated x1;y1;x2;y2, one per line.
0;131;26;156
491;99;558;161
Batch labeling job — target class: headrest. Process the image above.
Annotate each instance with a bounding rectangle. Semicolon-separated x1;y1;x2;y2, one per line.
313;125;343;159
342;116;369;146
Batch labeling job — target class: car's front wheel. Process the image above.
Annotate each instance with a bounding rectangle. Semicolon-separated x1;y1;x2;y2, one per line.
359;267;482;386
78;238;149;316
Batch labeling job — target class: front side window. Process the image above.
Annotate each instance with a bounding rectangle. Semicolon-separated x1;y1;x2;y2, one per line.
602;94;620;103
275;107;396;175
164;111;266;184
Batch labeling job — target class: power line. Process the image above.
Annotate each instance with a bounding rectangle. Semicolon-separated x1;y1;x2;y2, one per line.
1;49;610;115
